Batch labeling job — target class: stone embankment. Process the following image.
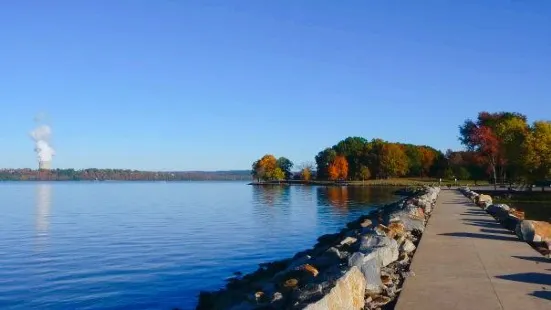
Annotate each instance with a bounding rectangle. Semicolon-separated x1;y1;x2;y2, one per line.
196;187;441;310
459;187;551;258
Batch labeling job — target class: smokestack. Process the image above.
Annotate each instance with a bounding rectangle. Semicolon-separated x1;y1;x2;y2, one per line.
30;124;55;170
39;161;52;170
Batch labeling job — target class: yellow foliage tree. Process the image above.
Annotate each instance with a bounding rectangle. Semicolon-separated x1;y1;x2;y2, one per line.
301;167;312;181
380;144;409;178
273;167;285;181
521;121;551;181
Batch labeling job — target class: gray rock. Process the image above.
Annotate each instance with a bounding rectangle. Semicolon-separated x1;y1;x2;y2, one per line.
400;239;416;253
310;247;342;268
347;252;383;294
391;210;426;232
501;213;521;231
359;236;399;267
295;283;323;302
359;235;393;251
516;220;535;242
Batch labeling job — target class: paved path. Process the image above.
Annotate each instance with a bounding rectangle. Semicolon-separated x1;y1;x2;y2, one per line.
395;189;551;310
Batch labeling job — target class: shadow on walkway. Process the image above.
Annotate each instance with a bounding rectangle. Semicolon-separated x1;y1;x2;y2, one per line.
439;232;519;242
463;219;503;228
479;228;515;235
496;272;551;286
461;212;488;217
530;290;551;301
512;255;551;264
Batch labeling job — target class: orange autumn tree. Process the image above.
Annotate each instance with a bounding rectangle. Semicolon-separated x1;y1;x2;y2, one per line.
419;147;437;176
252;154;278;181
328;155;349;181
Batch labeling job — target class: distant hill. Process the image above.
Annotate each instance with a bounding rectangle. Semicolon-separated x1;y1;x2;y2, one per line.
0;168;253;181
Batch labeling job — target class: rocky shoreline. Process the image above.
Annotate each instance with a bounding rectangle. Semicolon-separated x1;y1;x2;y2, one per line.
458;187;551;259
196;186;441;310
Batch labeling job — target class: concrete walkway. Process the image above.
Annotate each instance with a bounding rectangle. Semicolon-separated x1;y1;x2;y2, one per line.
395;189;551;310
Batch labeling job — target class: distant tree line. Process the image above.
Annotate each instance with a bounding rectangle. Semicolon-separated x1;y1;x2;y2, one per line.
0;168;252;181
251;111;551;186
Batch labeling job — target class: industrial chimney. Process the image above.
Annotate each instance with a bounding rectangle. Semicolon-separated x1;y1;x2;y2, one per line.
31;124;55;170
39;161;52;170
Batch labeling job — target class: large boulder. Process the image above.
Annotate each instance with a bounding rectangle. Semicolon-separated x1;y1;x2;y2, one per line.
359;236;399;267
348;253;383;294
502;214;522;231
388;208;426;232
516;220;551;242
486;204;517;229
486;204;510;217
303;266;366;310
477;194;492;207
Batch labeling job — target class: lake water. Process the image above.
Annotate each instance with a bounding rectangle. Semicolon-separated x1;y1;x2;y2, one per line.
0;182;400;310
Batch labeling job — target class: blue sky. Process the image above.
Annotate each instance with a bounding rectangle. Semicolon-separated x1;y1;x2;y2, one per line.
1;1;550;171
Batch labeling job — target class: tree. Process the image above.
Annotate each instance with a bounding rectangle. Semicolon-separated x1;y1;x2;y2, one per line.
460;112;528;188
404;145;423;176
315;148;337;180
276;157;294;180
298;162;314;181
328;156;348;181
252;154;278;181
273;167;285;182
456;167;471;180
444;167;454;179
521;121;551;183
419;147;437;176
334;137;369;179
380;144;409;178
359;165;371;182
301;167;312;181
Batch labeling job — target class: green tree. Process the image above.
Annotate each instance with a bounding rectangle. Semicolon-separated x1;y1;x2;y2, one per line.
334;137;369;179
315;148;337;180
276;157;294;180
404;145;423;176
456;167;471;180
359;165;371;182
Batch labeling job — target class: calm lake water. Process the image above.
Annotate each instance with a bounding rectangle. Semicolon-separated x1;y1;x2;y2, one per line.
0;182;400;310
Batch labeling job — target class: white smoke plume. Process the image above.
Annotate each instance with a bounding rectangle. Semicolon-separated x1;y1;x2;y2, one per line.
30;125;55;162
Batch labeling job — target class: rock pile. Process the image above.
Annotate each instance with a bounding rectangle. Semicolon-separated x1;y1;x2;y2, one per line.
196;186;441;310
459;187;551;259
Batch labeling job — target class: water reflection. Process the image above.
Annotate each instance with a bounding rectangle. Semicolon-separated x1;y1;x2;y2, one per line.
327;186;349;209
507;202;551;221
35;184;52;247
317;186;400;211
252;185;291;207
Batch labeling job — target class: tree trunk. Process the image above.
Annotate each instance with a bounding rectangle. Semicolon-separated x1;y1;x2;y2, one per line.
492;164;497;190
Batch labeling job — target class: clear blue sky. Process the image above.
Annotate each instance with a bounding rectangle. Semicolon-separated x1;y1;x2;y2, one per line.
1;1;550;171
